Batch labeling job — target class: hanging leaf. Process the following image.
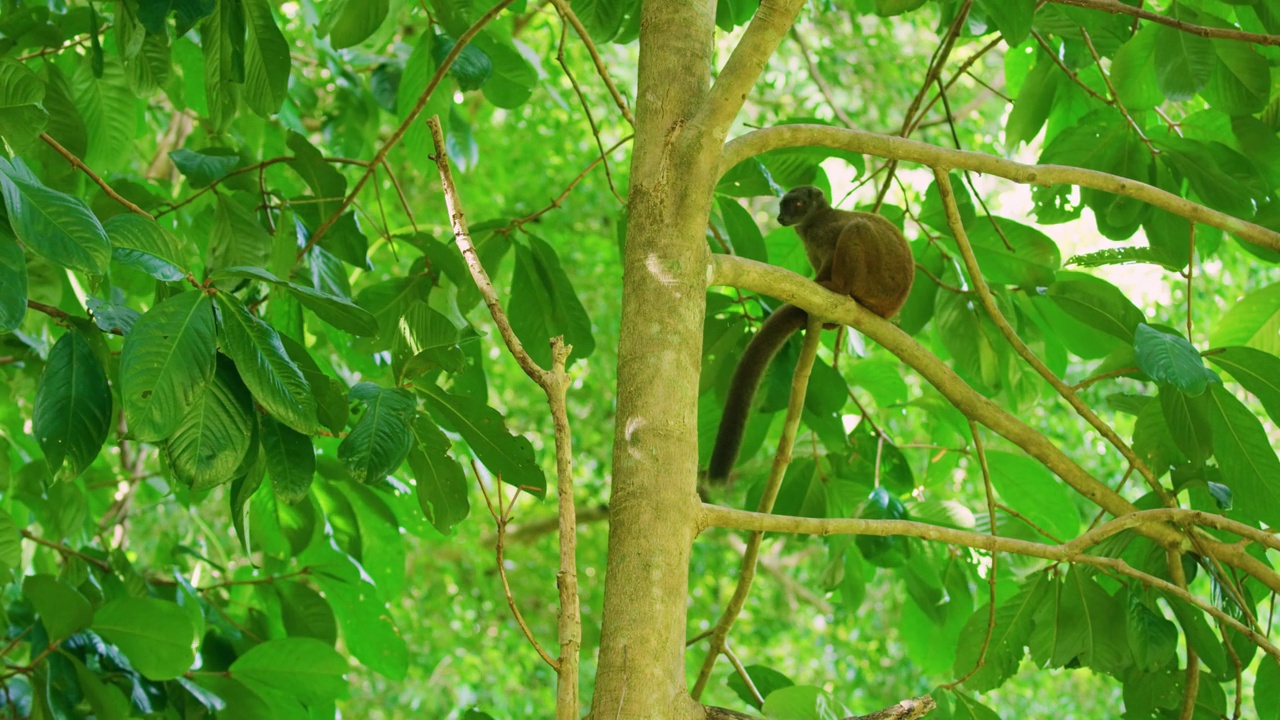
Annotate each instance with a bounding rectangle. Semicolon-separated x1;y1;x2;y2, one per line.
23;574;92;642
1046;274;1145;343
92;598;197;681
1133;324;1218;396
216;293;318;434
33;328;112;481
319;0;389;49
337;383;415;484
1204;383;1280;528
241;0;291;116
0;58;49;147
408;418;469;535
229;638;348;703
0;225;27;333
416;383;546;497
507;235;595;368
262;416;315;503
168;147;241;188
120;292;218;442
164;354;255;490
0;157;111;274
105;213;189;280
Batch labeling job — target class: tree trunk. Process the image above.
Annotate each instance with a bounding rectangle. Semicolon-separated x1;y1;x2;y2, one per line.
588;1;720;716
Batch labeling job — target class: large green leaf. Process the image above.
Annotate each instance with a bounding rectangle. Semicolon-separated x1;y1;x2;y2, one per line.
1110;25;1163;110
975;0;1032;45
278;335;349;435
23;574;92;642
950;216;1060;287
1133;324;1218;396
302;546;408;679
319;0;389;49
954;575;1047;691
508;235;595;368
168;147;240;188
33;328;112;481
230;638;348;703
276;581;338;645
1210;281;1280;356
987;451;1079;539
164;354;255;490
337;383;415;484
571;0;627;41
0;58;48;147
1006;55;1058;149
1203;37;1270;116
0;509;20;571
201;0;241;133
417;384;546;497
120;292;218;442
216;293;319;434
472;32;536;109
104;213;189;280
241;0;291;117
92;597;197;681
208;195;272;278
0;158;111;274
262;416;315;503
1206;346;1280;426
210;264;378;336
72;58;135;169
408;418;470;535
0;225;27;332
1205;383;1280;528
393;300;464;381
354;275;431;351
1046;273;1145;344
1028;571;1131;673
1153;21;1214;101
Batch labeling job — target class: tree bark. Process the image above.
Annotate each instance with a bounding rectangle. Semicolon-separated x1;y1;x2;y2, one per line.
588;1;718;716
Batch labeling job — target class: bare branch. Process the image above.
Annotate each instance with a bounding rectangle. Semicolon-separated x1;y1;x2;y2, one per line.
41;133;153;219
547;0;634;126
1049;0;1280;46
721;125;1280;252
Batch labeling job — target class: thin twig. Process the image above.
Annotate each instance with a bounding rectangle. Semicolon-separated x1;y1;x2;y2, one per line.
546;0;635;126
554;20;624;204
500;135;633;234
1049;0;1280;46
41;133;153;219
1079;28;1157;156
298;0;521;260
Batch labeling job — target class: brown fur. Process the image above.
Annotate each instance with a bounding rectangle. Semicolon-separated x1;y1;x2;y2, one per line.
707;186;913;483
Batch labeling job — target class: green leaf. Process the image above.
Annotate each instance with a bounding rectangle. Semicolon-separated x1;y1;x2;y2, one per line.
472;32;536;109
201;0;242;133
33;328;111;481
354;275;431;351
1203;37;1270;116
987;451;1079;539
276;581;338;645
1006;54;1058;148
1210;281;1280;356
1038;113;1153;240
230;637;348;703
0;509;20;570
93;597;197;681
73;58;136;169
1153;21;1214;101
507;235;596;368
954;575;1047;691
0;58;48;147
262;416;315;503
393;301;464;381
320;0;389;49
1127;595;1178;672
279;335;349;434
0;225;26;332
1204;383;1280;528
208;195;272;278
1046;273;1145;343
953;217;1060;287
417;383;547;497
1206;346;1280;427
408;418;469;535
1028;571;1131;673
1259;656;1280;720
1159;386;1213;466
164;355;255;490
104;213;189;279
975;0;1032;45
168;147;241;189
216;293;319;434
22;574;92;642
1134;324;1217;396
716;195;767;262
726;664;793;710
433;33;492;91
338;383;415;483
241;0;291;116
286;283;378;336
304;548;408;679
120;291;218;442
571;0;627;41
0;158;110;274
1110;25;1163;110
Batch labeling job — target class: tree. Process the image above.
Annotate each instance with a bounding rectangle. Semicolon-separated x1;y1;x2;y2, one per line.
0;0;1278;718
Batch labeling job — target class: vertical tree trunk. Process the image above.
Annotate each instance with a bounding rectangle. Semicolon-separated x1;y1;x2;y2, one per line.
588;1;720;716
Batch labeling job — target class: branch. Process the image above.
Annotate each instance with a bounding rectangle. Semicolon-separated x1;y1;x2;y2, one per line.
698;504;1280;664
701;0;807;140
692;313;823;700
931;166;1170;503
708;253;1280;594
298;0;520;259
429;116;581;719
721;125;1280;252
1049;0;1280;46
41;133;153;219
547;0;634;126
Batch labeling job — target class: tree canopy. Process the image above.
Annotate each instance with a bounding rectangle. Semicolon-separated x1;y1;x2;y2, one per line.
0;0;1279;718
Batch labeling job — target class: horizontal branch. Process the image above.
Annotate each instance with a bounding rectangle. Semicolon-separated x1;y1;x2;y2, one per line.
709;253;1280;595
1049;0;1280;46
720;125;1280;252
699;503;1280;664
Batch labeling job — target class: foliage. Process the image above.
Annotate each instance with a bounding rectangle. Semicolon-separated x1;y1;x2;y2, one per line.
0;0;1276;718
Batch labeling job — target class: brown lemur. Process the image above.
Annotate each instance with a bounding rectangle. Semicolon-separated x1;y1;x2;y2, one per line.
707;185;915;483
